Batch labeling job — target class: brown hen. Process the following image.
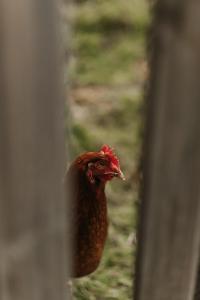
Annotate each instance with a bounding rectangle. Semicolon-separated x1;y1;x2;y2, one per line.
66;145;125;277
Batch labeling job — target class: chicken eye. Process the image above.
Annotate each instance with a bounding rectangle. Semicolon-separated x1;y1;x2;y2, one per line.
97;161;106;167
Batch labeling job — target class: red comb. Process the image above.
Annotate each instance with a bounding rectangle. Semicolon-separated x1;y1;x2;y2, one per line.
100;145;120;167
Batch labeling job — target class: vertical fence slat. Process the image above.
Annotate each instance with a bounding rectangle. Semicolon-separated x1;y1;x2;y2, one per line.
0;0;69;299
135;1;200;300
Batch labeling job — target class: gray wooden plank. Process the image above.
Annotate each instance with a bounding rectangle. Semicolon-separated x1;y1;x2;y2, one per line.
135;1;200;300
194;262;200;300
0;1;70;299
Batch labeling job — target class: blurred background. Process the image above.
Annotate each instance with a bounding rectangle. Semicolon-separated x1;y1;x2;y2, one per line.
2;1;200;299
64;0;151;298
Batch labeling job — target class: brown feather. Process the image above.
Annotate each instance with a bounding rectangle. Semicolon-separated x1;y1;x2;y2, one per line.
66;152;108;277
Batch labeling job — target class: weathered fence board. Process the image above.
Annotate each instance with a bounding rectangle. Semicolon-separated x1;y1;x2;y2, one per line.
135;1;200;300
0;1;70;299
194;262;200;300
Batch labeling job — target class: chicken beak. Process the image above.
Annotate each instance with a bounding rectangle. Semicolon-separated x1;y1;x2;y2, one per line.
117;169;125;180
105;166;125;180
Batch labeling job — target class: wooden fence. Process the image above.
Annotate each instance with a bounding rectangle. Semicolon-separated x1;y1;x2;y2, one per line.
1;0;200;299
0;0;70;299
135;1;200;300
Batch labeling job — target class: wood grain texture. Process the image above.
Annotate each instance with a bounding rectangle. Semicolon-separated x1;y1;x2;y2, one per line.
0;1;70;299
135;1;200;300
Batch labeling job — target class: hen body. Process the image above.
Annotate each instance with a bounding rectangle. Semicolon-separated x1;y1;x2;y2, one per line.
66;146;124;277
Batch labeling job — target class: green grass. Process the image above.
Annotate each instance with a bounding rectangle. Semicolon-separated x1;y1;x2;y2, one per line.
67;0;150;298
71;0;150;86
